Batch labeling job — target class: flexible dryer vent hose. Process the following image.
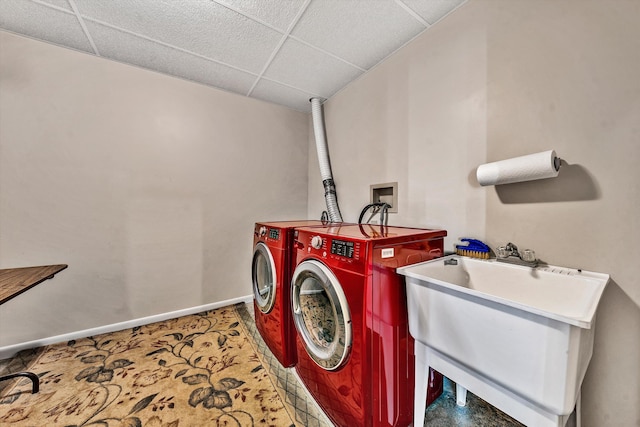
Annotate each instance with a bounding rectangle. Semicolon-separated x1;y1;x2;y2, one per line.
310;97;343;222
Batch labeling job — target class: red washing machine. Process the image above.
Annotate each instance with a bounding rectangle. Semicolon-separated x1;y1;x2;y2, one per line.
291;224;446;426
252;220;333;368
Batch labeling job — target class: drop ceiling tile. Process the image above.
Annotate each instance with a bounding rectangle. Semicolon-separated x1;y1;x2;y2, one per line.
1;0;466;112
291;0;425;70
85;20;256;96
214;0;306;32
251;78;316;112
74;0;283;74
263;38;362;98
38;0;73;12
0;0;93;53
400;0;466;25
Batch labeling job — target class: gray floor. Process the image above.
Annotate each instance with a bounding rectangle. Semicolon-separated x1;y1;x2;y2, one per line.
424;378;524;427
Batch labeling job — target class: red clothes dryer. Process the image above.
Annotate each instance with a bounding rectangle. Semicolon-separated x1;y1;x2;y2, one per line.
252;220;331;368
291;224;446;426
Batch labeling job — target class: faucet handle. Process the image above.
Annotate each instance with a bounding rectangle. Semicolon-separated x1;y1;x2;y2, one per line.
496;246;510;258
497;242;518;258
497;242;530;259
521;249;536;262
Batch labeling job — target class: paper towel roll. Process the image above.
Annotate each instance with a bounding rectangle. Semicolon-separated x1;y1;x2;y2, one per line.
476;150;560;186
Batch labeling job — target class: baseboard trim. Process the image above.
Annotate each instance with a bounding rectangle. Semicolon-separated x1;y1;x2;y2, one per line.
0;295;253;359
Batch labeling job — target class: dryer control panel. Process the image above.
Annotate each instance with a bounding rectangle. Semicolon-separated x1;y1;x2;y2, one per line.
268;228;280;240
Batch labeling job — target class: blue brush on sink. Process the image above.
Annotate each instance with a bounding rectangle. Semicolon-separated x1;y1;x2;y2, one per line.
455;238;490;259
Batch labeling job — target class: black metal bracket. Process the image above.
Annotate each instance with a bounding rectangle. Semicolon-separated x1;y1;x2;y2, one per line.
0;371;39;393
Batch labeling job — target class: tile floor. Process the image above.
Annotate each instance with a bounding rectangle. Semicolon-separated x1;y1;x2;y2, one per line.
239;302;333;427
1;302;524;426
423;378;524;427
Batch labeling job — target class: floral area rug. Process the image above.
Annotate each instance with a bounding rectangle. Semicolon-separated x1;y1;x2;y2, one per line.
0;304;296;427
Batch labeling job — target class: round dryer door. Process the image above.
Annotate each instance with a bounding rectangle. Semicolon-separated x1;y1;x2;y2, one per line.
291;260;352;371
252;242;276;313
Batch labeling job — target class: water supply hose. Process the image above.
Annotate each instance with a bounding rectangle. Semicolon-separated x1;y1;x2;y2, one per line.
358;202;391;225
311;97;343;222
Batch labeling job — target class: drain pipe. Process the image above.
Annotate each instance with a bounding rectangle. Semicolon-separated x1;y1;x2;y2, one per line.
310;97;343;222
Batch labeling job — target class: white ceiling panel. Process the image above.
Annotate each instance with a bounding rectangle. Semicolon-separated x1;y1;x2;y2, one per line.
214;0;307;32
75;0;283;73
291;0;426;70
85;20;257;95
251;78;317;112
263;38;363;98
38;0;73;12
0;0;94;53
401;0;467;25
0;0;468;111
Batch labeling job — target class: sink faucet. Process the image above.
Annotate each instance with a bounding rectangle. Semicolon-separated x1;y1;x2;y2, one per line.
496;242;538;267
499;242;519;258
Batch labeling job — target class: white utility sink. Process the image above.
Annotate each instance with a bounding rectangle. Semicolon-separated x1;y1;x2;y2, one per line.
397;255;609;427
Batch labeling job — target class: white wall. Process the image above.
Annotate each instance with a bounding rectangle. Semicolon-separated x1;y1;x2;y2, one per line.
310;1;639;426
0;31;309;347
2;1;639;423
307;13;487;248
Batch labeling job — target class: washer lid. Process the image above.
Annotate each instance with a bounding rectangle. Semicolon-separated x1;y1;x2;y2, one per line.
291;259;352;371
252;242;277;313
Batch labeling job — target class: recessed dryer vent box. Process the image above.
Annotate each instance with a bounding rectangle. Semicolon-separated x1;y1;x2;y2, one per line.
370;182;398;213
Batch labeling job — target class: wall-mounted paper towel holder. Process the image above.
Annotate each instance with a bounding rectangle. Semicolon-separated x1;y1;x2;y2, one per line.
476;150;561;186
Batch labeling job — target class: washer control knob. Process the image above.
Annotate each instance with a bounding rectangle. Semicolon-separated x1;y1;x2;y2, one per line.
259;226;267;237
311;236;323;249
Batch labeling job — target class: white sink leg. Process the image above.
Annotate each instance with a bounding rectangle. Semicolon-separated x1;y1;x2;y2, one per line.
456;383;468;407
576;390;581;427
413;342;430;427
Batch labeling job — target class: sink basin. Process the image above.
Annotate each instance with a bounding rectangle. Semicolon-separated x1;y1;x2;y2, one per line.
397;255;609;427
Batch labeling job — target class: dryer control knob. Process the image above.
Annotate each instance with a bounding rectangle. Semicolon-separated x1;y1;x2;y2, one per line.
311;236;323;249
259;226;267;237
